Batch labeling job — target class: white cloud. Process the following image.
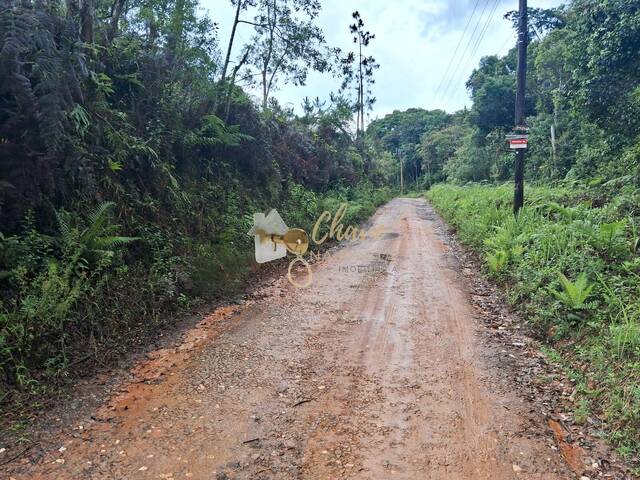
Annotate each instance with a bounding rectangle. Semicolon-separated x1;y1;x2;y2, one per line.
200;0;564;119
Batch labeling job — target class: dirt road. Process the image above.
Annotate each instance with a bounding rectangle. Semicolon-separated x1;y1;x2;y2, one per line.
10;198;575;479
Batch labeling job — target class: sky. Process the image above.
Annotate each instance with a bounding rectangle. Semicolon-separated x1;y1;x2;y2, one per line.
200;0;564;120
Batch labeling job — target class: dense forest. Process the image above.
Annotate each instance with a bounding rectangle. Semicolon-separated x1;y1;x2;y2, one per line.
2;0;640;464
369;2;639;188
0;0;393;396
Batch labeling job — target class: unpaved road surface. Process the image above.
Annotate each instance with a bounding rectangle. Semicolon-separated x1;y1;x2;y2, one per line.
8;199;576;479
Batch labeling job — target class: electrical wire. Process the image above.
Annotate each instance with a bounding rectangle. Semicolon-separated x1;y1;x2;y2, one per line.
444;0;502;107
438;0;492;105
433;0;482;101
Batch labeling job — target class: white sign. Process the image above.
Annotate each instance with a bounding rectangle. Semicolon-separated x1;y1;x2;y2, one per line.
247;209;288;263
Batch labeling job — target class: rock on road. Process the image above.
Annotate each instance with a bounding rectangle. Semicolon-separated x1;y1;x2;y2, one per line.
13;198;573;479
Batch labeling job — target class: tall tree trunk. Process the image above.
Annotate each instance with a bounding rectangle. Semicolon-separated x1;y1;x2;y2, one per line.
167;0;186;55
262;71;268;110
261;0;276;109
358;38;363;136
355;84;360;135
80;0;94;44
224;47;251;121
220;1;242;82
106;0;127;44
265;49;287;106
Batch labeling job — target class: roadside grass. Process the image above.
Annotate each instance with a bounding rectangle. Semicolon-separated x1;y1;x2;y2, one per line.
427;182;640;463
0;181;394;421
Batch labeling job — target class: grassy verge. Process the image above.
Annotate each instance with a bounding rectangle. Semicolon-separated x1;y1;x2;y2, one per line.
0;181;393;413
427;182;640;462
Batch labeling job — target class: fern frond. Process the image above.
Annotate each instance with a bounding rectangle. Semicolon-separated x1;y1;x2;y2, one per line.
81;202;117;248
0;4;86;152
552;272;594;310
87;201;115;227
92;236;139;250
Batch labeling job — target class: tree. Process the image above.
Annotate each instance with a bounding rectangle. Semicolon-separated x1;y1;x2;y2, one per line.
468;75;516;134
341;11;379;137
443;129;492;183
567;0;640;138
105;0;129;44
247;0;330;110
418;124;469;186
219;0;257;84
531;28;576;177
367;108;450;185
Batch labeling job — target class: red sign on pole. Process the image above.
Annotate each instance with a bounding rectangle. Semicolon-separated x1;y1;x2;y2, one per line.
509;138;528;149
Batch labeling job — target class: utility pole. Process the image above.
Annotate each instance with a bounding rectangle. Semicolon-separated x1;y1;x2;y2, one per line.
513;0;528;214
400;153;404;195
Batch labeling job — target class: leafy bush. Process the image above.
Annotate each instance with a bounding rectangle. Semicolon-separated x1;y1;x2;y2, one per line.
486;249;508;274
550;272;594;310
0;203;132;388
428;182;640;459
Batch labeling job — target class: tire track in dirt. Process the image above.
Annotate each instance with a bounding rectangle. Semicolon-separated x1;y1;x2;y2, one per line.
6;198;575;479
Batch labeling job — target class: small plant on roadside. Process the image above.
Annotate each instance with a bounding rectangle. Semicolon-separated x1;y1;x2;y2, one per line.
486;249;508;275
574;398;590;424
56;202;139;272
596;273;640;358
549;272;595;311
610;322;640;358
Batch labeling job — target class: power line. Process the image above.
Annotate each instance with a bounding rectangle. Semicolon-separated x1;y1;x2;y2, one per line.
462;0;502;75
439;0;492;103
433;0;481;102
469;0;501;59
444;0;498;105
439;0;492;105
444;0;501;107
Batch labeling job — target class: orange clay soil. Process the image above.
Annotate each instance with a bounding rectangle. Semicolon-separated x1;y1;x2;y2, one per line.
6;199;587;479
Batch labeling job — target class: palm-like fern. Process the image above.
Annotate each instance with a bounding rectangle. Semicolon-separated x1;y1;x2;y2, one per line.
56;202;138;270
598;221;626;247
184;114;254;149
550;272;594;310
82;202;137;251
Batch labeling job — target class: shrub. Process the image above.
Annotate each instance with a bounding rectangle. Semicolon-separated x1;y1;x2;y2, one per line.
427;182;640;458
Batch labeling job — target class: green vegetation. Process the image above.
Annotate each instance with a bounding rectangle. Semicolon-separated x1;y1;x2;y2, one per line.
371;2;640;189
2;0;640;462
427;183;640;459
0;185;391;396
0;0;392;403
359;0;640;464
